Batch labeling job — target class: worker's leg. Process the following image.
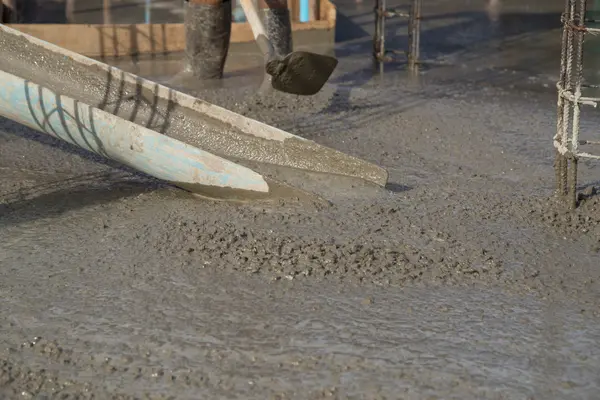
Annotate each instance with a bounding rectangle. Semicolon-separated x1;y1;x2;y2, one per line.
486;0;500;23
258;0;292;58
184;0;232;80
256;0;292;94
2;0;18;23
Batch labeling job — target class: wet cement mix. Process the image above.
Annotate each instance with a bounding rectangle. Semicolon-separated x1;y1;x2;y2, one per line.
2;0;600;398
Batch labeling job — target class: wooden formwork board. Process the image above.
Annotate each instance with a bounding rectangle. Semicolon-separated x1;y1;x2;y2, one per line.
3;0;336;58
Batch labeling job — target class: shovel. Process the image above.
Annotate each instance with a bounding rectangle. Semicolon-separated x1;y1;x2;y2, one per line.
239;0;338;96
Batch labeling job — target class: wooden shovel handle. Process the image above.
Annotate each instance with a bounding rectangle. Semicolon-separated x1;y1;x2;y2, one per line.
239;0;274;60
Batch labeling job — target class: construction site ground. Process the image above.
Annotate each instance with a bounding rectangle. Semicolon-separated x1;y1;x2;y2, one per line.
2;0;600;398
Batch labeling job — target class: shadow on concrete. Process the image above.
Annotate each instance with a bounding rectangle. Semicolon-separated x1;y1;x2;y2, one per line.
293;6;562;143
334;10;372;43
385;182;411;193
0;171;166;228
0;27;181;225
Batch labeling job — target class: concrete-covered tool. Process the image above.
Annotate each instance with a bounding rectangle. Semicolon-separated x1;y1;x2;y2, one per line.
239;0;338;95
0;24;387;200
0;68;269;194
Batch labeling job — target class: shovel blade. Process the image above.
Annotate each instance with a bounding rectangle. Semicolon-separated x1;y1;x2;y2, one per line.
268;51;338;96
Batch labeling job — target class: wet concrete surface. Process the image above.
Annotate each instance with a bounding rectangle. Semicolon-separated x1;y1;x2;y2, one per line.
3;0;600;398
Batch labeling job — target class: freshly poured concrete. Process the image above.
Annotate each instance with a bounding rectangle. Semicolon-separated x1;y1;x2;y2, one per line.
3;0;600;398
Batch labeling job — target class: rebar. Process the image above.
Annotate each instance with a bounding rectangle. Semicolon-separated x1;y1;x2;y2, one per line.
562;0;576;196
103;0;111;24
373;0;383;72
408;0;421;71
570;157;579;208
555;0;600;208
373;0;421;70
555;1;569;196
146;0;152;23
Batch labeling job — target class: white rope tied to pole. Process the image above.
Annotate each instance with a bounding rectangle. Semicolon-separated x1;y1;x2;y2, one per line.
557;82;599;107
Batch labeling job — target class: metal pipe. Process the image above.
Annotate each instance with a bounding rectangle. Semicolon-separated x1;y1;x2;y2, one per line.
408;0;421;71
103;0;111;24
65;0;76;23
300;0;309;21
373;0;380;62
376;0;386;74
145;0;152;23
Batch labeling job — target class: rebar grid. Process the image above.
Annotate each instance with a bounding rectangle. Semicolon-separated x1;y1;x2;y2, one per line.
373;0;421;73
555;0;600;209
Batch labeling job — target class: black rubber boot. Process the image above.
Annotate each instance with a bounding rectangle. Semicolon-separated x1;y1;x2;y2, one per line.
2;0;21;23
257;0;292;94
261;3;293;58
184;0;232;80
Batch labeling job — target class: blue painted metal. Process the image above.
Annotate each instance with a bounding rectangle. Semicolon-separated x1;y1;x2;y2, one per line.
0;69;270;193
145;0;151;24
233;5;247;22
299;0;309;22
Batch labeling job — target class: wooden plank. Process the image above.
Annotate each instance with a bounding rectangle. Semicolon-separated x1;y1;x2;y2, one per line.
308;0;316;22
290;0;300;22
320;0;336;28
6;18;334;58
7;23;186;58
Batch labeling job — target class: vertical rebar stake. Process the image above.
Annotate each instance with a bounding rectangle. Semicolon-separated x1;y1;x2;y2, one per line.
555;151;564;196
373;0;381;71
373;0;379;59
570;157;579;209
65;0;75;23
146;0;152;23
568;0;588;208
380;2;385;74
408;0;421;71
103;0;112;24
562;0;577;196
556;0;571;196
